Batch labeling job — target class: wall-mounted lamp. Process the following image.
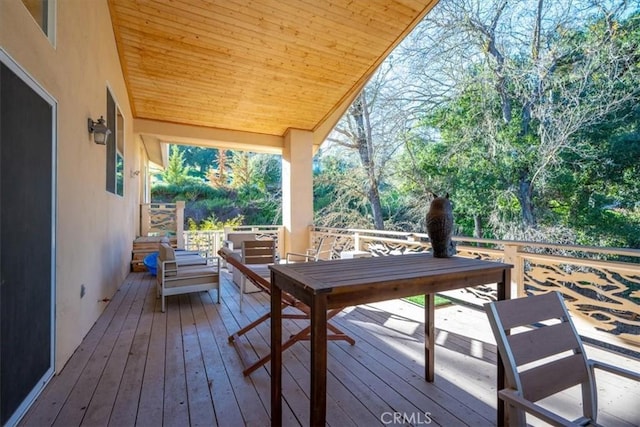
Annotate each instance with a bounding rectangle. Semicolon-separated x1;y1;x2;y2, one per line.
88;116;112;145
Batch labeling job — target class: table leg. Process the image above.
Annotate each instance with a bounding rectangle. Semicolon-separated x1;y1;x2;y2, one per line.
270;280;282;426
497;268;512;426
425;293;435;382
310;295;328;426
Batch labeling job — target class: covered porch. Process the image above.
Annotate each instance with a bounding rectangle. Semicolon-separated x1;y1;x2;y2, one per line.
3;1;639;425
21;270;640;426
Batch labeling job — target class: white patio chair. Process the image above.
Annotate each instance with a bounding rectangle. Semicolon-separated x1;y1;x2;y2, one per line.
484;291;640;426
285;235;336;263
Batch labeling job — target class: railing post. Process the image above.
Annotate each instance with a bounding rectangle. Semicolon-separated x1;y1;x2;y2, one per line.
184;231;190;250
140;203;150;236
215;230;222;256
308;225;315;251
176;201;185;248
503;243;524;297
354;232;360;251
278;226;286;259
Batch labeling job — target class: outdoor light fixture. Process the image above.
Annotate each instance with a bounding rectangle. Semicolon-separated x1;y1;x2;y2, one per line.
88;116;111;145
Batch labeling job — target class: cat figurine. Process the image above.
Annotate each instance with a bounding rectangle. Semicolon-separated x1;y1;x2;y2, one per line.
426;193;456;258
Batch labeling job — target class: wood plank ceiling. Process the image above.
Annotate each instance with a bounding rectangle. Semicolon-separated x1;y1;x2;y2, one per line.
108;0;438;146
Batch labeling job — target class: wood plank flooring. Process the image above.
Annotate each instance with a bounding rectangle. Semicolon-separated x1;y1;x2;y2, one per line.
20;270;640;426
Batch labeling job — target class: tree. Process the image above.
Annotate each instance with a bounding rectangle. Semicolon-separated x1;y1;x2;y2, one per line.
400;0;640;231
397;80;506;237
251;154;282;193
178;146;217;179
162;145;199;186
227;151;281;191
228;152;253;189
207;149;230;188
313;152;374;228
548;80;640;246
327;63;409;230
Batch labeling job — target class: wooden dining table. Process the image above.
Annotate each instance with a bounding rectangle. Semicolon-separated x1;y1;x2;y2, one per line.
269;253;512;427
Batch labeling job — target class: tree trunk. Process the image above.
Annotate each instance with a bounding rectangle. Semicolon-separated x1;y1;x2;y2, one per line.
473;214;483;238
367;184;384;230
517;177;536;227
352;92;385;230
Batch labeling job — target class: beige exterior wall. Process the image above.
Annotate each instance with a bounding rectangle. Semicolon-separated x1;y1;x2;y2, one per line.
0;0;142;371
1;0;320;374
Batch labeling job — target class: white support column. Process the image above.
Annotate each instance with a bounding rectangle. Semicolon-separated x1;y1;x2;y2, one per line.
282;129;314;256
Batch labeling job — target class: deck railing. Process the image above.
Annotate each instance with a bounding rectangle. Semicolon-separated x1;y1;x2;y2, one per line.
140;201;185;248
182;230;225;258
178;224;638;354
310;226;640;354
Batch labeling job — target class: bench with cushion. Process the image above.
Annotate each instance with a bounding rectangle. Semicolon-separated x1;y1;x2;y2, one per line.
157;243;220;312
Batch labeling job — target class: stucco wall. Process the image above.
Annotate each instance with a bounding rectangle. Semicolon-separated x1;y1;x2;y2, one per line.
0;0;142;372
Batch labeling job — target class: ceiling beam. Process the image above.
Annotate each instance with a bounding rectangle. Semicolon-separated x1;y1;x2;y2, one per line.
135;118;285;166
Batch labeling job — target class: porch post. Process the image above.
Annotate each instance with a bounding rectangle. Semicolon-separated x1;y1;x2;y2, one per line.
140;203;150;236
282;129;314;256
175;200;185;249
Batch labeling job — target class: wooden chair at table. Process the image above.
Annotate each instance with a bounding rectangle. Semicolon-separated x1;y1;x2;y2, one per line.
484;291;640;426
238;239;276;311
218;247;355;376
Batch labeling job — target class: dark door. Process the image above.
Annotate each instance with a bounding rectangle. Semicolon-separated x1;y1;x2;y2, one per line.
0;59;54;425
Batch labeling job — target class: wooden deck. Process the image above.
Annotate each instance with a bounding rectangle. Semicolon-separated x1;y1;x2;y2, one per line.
20;270;640;426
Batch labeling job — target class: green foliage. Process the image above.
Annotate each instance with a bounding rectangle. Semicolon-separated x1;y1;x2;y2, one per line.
152;173;281;229
178;146;218;179
395;82;510;236
152;183;228;202
313;154;374;228
252;154;282;192
227;152;281;192
404;294;450;307
392;9;640;245
187;214;244;231
161;145;202;186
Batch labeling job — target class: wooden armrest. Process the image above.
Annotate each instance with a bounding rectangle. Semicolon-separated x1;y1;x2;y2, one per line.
498;389;579;427
286;252;314;262
160;257;219;275
590;359;640;382
181;256;219;266
159;259;178;276
218;247;234;258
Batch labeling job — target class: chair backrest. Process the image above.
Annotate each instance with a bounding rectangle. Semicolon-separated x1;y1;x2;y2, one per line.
312;235;336;261
484;291;597;421
242;239;276;265
158;243;177;276
226;232;257;250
